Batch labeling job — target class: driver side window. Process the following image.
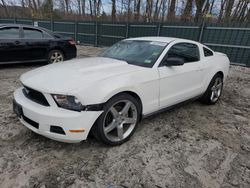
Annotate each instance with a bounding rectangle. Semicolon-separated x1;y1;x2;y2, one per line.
167;43;200;63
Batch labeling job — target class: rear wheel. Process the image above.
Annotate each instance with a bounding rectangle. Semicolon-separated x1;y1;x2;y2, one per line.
92;93;141;146
200;73;223;105
48;49;64;64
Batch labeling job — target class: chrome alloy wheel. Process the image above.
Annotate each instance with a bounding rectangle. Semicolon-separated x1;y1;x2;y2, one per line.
50;51;64;63
103;100;138;142
210;77;223;103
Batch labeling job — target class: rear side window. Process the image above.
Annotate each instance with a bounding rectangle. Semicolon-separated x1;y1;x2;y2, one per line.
23;28;43;39
0;27;19;39
43;32;53;39
203;47;213;57
167;43;200;63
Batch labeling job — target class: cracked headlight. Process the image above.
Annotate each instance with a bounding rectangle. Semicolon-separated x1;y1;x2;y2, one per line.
52;94;83;111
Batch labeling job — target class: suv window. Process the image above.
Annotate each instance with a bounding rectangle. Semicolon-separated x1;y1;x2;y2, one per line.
203;47;213;57
167;43;200;63
0;27;19;39
23;28;43;39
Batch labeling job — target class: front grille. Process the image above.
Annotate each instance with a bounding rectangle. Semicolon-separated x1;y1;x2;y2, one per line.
22;86;50;106
23;115;39;129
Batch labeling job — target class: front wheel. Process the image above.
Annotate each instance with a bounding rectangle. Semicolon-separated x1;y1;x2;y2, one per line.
48;49;64;64
92;93;141;146
200;73;223;105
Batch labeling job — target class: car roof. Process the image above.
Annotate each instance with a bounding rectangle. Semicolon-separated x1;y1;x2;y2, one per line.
0;23;33;27
0;23;47;31
125;36;200;45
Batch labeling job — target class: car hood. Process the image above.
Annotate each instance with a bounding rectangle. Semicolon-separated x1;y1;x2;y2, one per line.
21;57;142;94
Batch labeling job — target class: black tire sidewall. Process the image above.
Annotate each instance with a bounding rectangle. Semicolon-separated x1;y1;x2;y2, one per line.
93;93;141;146
201;74;223;105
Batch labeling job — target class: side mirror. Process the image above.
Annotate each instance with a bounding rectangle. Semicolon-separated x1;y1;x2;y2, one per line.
164;57;184;66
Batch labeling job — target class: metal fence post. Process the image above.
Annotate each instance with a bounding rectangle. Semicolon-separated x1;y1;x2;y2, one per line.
74;21;77;41
126;22;129;38
199;20;205;42
50;20;54;31
95;21;98;47
157;23;161;36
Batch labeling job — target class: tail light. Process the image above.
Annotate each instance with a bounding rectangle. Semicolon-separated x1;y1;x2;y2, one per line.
68;40;76;45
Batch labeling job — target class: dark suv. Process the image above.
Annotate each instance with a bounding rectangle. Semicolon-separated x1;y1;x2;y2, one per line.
0;24;77;64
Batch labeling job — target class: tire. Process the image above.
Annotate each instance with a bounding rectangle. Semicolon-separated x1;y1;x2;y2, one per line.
48;49;64;64
200;73;223;105
91;93;141;146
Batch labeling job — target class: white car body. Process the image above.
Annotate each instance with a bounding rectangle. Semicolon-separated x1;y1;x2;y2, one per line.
13;37;230;143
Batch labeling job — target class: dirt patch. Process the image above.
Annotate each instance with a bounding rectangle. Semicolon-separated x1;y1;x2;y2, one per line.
0;46;249;188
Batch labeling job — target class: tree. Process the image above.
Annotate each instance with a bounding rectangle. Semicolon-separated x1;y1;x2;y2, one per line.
181;0;193;21
81;0;85;17
0;0;9;17
224;0;235;22
161;0;167;22
194;0;206;23
218;0;226;22
134;0;141;21
111;0;116;21
167;0;176;21
89;0;93;18
153;0;163;21
209;0;215;14
64;0;70;14
145;0;153;22
126;0;132;21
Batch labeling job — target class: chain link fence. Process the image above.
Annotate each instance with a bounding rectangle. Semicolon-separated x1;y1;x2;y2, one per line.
0;18;249;67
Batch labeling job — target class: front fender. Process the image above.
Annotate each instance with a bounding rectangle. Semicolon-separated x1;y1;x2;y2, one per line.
72;68;159;115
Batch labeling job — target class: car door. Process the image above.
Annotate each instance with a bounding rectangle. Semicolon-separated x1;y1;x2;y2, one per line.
21;27;51;61
158;42;205;108
0;26;26;63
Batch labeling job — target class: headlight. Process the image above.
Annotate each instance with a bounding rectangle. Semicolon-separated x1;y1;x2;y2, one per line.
52;94;83;111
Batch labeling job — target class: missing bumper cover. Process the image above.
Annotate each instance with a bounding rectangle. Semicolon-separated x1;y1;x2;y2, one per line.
82;103;104;111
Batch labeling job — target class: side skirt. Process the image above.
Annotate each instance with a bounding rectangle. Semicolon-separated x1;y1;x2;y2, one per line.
142;94;203;119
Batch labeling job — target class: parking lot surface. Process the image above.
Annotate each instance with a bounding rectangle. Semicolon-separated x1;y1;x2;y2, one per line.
0;46;250;188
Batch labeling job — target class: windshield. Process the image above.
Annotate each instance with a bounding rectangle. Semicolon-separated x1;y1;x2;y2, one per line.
100;40;168;67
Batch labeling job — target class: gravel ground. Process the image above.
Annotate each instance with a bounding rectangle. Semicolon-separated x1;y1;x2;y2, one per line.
0;46;249;188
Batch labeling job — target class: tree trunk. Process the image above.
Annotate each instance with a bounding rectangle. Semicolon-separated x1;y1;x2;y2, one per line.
194;0;206;23
224;0;235;22
153;0;160;21
247;7;250;23
238;1;248;22
77;0;81;16
82;0;85;17
209;0;215;14
145;0;153;22
89;0;93;18
32;0;37;10
167;0;176;21
218;0;226;22
65;0;69;14
161;0;167;22
125;0;132;22
97;0;102;16
111;0;116;21
231;0;243;21
134;0;141;21
181;0;193;21
0;0;9;17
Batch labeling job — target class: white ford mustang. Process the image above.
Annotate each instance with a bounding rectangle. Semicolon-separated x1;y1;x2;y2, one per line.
13;37;230;145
